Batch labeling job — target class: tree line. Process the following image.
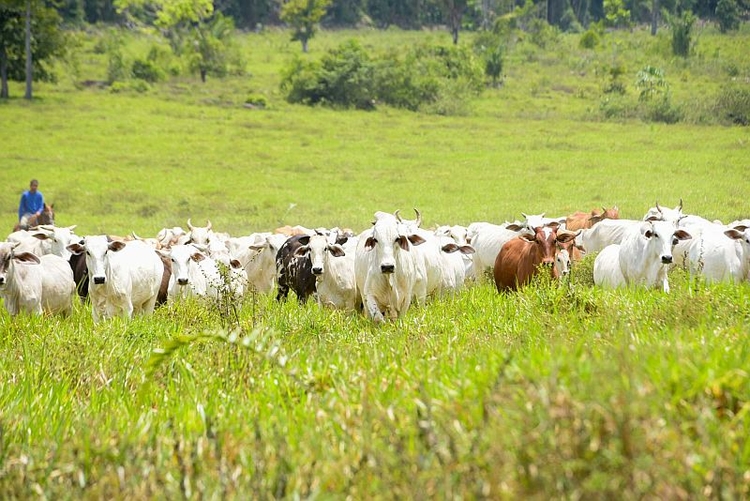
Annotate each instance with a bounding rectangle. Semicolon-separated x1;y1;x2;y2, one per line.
13;0;750;31
0;0;747;100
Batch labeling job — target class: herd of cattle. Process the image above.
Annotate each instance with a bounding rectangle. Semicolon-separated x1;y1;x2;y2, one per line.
1;201;748;323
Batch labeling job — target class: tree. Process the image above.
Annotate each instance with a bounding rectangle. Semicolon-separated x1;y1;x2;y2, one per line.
116;0;241;82
279;0;332;53
437;0;468;44
0;0;65;99
715;0;740;32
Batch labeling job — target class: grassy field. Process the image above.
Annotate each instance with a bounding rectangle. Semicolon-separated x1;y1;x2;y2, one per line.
1;25;750;498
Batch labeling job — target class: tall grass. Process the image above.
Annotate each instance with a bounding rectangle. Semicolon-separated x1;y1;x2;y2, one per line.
1;27;750;498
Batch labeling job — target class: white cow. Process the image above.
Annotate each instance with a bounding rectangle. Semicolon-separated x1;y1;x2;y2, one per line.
466;221;528;280
576;219;643;254
555;248;571;277
6;225;81;260
434;234;475;293
681;224;750;283
227;232;288;293
186;219;214;245
0;242;44;315
156;226;189;249
164;244;222;300
295;233;358;310
435;224;474;279
594;220;692;293
355;213;426;323
67;236;163;322
0;243;75;316
39;254;76;316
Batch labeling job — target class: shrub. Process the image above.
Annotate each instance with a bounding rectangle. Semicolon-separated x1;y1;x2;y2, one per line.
715;84;750;125
282;40;484;114
132;58;163;83
245;94;268;109
716;0;740;33
670;10;696;57
281;39;375;110
579;28;601;49
641;96;682;123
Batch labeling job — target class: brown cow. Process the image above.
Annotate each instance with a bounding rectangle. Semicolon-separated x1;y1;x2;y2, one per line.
493;225;578;292
565;206;620;231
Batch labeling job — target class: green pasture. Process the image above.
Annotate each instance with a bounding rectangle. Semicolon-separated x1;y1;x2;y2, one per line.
1;26;750;498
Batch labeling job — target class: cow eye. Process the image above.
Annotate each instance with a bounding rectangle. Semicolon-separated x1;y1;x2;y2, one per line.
672;238;679;246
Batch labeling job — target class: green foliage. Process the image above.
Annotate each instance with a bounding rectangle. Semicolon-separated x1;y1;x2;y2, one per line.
280;0;332;52
669;10;696;57
715;0;740;33
245;93;268;108
635;65;668;102
714;84;750;125
281;39;375;109
579;26;602;49
282;39;483;113
132;57;163;82
604;0;632;28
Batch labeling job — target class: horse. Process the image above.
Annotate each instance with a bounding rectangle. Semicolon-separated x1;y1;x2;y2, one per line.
14;203;55;231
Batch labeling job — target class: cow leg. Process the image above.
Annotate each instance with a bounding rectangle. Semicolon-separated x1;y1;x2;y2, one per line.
364;294;384;323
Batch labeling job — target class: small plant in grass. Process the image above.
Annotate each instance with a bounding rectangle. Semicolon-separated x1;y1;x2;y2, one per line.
669;10;696;57
245;93;268;108
714;84;750;125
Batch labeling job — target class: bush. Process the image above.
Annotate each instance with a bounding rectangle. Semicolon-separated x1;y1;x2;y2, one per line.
579;28;601;49
282;40;484;114
281;39;375;110
132;58;163;83
599;95;637;120
670;11;696;57
715;84;750;125
641;96;682;123
716;0;740;33
245;94;268;108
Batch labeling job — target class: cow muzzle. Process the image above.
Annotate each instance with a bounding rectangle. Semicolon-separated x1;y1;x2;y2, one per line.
661;255;673;264
0;276;5;286
312;267;323;275
93;276;106;285
177;278;189;286
380;264;395;274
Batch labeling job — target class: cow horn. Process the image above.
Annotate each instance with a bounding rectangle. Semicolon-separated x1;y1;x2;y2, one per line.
413;208;422;228
655;201;662;213
207;220;212;230
187;218;194;230
394;209;403;222
678;198;683;211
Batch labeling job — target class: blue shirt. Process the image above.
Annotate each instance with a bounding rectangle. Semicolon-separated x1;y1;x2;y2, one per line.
18;190;44;220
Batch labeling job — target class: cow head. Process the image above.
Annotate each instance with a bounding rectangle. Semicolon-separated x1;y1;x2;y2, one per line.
644;199;684;224
187;218;213;245
165;244;207;286
294;234;346;276
641;220;692;264
364;216;425;274
0;242;41;288
66;236;127;285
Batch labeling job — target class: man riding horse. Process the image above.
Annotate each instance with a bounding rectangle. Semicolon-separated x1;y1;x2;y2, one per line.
15;179;54;231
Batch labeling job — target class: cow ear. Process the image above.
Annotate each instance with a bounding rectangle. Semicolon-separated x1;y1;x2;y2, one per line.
297;235;311;246
293;245;310;257
109;241;127;252
588;214;603;224
547;221;560;229
556;230;580;243
364;237;377;251
14;252;41;264
644;230;654;239
67;243;85;255
335;236;349;246
645;215;661;222
459;245;475;255
191;253;206;262
327;244;346;257
725;229;744;241
230;259;243;269
396;236;410;251
505;223;523;231
407;234;426;246
520;233;536;243
441;242;459;254
673;230;692;241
